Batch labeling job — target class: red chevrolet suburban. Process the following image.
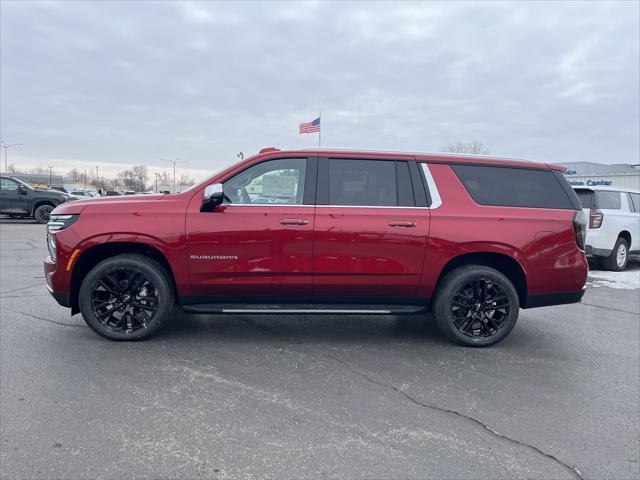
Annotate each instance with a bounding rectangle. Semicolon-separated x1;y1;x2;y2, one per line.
44;149;588;346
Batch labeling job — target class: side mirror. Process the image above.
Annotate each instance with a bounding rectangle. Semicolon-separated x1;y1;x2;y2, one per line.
201;183;224;212
17;185;27;195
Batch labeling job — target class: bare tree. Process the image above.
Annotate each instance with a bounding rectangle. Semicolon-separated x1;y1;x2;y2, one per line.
178;173;195;189
131;164;148;191
29;166;49;175
6;163;19;173
68;169;80;181
441;141;490;155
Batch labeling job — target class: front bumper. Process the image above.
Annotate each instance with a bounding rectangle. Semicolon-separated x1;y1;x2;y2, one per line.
46;284;71;307
44;256;70;307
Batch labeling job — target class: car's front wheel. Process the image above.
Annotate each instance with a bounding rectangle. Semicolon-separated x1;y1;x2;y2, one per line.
34;204;54;224
433;265;520;347
78;254;174;340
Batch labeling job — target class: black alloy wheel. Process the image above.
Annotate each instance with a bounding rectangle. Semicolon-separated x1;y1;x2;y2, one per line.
34;204;53;224
79;254;174;340
450;278;510;338
90;269;159;334
433;265;519;347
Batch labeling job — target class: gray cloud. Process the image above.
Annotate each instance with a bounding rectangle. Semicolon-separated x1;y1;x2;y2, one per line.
1;0;638;177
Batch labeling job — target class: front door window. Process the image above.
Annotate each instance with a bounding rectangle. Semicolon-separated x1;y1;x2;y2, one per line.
223;158;306;205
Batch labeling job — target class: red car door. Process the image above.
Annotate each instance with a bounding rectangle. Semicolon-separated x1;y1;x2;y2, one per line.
313;157;430;301
185;157;316;301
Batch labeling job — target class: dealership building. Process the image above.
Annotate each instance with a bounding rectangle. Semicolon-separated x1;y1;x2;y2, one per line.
559;162;640;190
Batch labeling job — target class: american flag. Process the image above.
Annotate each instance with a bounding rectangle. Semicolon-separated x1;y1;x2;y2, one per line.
299;117;320;134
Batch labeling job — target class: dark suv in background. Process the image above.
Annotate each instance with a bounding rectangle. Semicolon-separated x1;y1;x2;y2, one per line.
44;149;588;346
0;176;71;223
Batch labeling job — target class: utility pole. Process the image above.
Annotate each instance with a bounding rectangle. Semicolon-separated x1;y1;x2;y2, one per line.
48;165;54;186
155;172;159;193
162;158;187;193
1;142;23;172
96;166;99;181
84;169;87;188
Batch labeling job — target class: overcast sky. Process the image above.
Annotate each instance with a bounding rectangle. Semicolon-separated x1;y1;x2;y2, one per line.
1;0;639;180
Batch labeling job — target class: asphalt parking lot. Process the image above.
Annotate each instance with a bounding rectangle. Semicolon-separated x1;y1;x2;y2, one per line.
1;218;638;480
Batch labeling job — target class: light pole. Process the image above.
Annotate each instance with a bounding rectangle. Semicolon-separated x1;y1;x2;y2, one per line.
162;158;187;193
155;172;159;193
1;142;23;172
48;165;54;186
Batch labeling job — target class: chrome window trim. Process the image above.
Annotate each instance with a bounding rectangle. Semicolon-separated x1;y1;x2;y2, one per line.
420;163;442;209
221;203;429;209
212;161;442;210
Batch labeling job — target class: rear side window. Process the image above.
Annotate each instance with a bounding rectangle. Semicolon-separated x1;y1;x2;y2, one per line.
595;191;621;210
630;193;640;212
451;164;574;209
328;159;397;206
575;189;595;209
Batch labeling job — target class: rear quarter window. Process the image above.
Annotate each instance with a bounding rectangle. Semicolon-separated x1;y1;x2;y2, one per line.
575;189;595;209
451;164;575;209
595;191;621;210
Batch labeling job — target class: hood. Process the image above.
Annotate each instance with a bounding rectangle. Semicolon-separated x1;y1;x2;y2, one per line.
51;193;177;215
34;188;69;199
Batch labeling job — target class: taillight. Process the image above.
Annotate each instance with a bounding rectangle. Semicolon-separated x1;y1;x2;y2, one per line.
589;208;603;228
574;210;586;250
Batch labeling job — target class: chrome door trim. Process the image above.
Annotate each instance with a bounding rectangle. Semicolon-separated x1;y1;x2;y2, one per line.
420;163;442;209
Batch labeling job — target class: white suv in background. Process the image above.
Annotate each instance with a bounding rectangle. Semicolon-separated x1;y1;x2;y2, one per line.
573;186;640;271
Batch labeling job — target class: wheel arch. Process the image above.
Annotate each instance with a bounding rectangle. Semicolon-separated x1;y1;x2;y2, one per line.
69;241;177;315
434;251;527;307
619;230;631;249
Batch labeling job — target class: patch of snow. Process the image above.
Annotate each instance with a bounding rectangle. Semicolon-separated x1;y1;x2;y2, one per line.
587;269;640;289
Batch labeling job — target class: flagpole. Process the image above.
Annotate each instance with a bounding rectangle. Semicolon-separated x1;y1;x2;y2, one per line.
318;112;321;148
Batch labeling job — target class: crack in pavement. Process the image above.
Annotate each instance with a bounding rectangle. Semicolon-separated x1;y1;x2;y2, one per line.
0;283;44;295
0;307;85;328
238;317;583;480
580;302;638;316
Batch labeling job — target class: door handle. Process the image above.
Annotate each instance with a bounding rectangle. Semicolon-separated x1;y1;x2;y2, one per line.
280;218;309;225
388;220;416;228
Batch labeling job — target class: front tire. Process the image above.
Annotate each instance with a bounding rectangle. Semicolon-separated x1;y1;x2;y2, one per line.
603;237;628;271
433;265;520;347
34;204;54;224
78;254;174;340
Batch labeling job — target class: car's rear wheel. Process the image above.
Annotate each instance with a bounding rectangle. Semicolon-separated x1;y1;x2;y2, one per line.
79;254;174;340
603;237;629;271
433;265;519;347
34;204;54;224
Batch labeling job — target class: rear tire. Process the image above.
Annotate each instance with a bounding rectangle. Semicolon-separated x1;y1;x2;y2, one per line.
433;265;520;347
33;204;53;224
79;254;174;340
603;237;629;271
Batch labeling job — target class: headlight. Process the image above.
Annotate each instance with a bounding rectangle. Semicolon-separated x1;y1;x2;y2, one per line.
48;214;79;232
47;233;57;260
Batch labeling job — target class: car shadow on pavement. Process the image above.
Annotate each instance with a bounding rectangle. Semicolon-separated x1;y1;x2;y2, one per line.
153;310;500;349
